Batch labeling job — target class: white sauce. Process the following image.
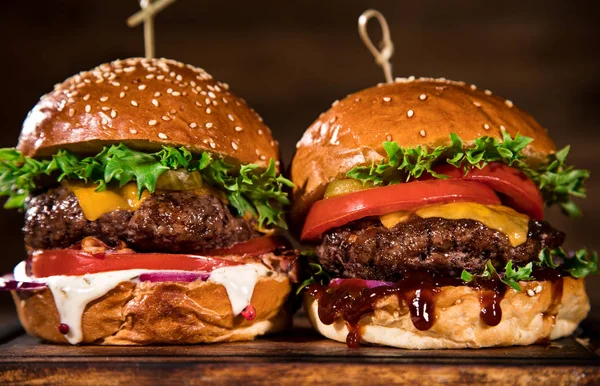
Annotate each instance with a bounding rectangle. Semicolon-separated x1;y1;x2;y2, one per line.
208;264;269;315
11;262;272;344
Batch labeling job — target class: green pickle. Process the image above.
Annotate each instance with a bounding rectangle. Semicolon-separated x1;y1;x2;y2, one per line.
156;170;204;191
324;179;371;198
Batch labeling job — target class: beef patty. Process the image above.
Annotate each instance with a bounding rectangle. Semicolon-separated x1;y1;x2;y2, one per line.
317;216;565;281
24;186;260;253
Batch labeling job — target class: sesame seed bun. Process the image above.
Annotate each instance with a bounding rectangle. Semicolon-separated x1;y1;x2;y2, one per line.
290;77;557;222
13;273;292;345
17;58;278;167
304;277;589;349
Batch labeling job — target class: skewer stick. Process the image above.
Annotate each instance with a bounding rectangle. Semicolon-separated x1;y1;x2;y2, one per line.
127;0;178;59
358;9;394;84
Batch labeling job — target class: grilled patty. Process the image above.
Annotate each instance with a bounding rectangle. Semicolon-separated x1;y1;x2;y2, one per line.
317;216;565;281
24;186;260;253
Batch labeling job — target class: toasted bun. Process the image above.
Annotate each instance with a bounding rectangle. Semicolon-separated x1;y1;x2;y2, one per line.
17;58;278;168
304;277;589;349
13;275;291;345
291;78;557;221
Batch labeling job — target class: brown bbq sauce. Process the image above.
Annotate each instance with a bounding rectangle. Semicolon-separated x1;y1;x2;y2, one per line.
308;268;564;348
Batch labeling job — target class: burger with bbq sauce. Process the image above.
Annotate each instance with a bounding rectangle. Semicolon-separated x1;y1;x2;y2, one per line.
0;58;298;345
292;77;597;349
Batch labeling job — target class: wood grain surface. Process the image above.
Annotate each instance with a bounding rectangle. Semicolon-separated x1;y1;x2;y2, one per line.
0;312;598;385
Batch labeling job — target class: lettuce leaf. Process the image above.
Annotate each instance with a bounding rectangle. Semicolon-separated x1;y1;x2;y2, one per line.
346;130;589;217
0;144;292;229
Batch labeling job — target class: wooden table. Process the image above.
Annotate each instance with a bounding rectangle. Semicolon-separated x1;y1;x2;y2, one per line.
0;310;598;385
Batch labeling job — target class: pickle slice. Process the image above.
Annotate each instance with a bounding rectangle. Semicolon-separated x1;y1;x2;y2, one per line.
156;170;203;191
324;179;371;198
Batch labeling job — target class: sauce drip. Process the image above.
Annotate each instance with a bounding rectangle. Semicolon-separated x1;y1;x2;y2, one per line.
308;268;562;348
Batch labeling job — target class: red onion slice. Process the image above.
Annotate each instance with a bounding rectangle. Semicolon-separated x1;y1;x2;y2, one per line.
0;278;46;291
138;272;210;283
329;278;394;288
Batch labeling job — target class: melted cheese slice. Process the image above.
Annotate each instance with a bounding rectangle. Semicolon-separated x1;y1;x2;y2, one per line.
381;203;529;247
69;183;150;221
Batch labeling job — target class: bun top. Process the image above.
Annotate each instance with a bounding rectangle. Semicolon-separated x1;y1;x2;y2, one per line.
290;77;557;221
18;58;278;167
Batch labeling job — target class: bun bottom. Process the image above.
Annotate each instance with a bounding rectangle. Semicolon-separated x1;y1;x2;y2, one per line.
304;277;589;349
13;276;291;345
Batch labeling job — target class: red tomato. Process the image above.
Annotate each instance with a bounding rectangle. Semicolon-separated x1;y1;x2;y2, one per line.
30;236;283;277
30;250;243;277
431;163;544;220
301;180;501;241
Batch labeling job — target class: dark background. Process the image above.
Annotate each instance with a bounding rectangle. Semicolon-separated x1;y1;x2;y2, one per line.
0;0;598;309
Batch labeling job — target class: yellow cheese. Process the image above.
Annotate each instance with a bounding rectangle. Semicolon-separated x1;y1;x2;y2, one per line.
380;211;412;229
68;183;150;221
380;203;529;247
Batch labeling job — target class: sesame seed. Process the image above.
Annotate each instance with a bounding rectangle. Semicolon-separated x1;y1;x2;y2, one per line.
170;109;176;114
206;107;211;114
172;91;181;96
176;75;183;81
212;100;217;106
131;100;138;107
161;115;170;121
205;122;213;128
148;119;157;126
228;114;235;121
100;96;109;102
222;97;228;104
205;98;211;104
386;135;392;141
158;132;168;139
419;94;427;101
146;74;155;79
534;285;542;294
505;100;514;108
407;109;414;118
195;101;202;107
85;105;91;113
68;108;75;117
83;94;90;101
101;106;110;111
157;75;165;80
110;110;117;118
119;92;126;99
383;97;391;102
473;101;481;107
154;91;161;97
152;99;159;107
123;86;129;91
258;129;264;135
130;129;137;134
483;123;490;130
101;118;108;125
484;89;492;95
500;125;507;131
235;126;243;132
332;100;339;106
208;91;216;98
111;81;120;87
167;88;173;94
260;155;267;160
470;84;477;90
189;122;198;129
209;142;216;149
138;85;147;90
419;129;426;137
527;289;535;297
231;141;239;150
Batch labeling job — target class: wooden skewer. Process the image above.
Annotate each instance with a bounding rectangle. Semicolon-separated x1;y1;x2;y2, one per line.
358;9;394;84
127;0;178;59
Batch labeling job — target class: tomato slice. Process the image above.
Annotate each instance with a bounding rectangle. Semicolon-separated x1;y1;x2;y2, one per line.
30;250;244;278
301;180;501;241
431;163;543;220
210;236;287;256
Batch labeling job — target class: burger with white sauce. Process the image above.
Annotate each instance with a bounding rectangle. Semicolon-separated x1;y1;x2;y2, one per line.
0;58;298;345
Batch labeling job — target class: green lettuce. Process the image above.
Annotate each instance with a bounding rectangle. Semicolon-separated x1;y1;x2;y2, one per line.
0;144;293;229
346;130;589;217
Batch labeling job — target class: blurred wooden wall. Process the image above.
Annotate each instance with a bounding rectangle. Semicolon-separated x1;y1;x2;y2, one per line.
0;0;598;307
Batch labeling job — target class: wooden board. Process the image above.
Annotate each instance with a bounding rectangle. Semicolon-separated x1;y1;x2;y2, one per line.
0;310;599;385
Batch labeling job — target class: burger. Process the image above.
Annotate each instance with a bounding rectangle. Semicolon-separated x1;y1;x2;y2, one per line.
0;58;298;345
292;77;597;349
